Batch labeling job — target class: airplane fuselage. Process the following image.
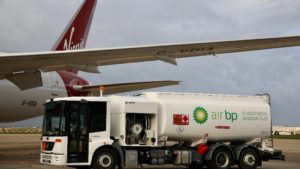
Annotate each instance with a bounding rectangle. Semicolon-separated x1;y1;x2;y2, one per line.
0;72;68;122
0;70;90;122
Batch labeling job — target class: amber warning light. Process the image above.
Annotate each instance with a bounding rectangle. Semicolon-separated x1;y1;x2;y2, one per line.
99;86;104;97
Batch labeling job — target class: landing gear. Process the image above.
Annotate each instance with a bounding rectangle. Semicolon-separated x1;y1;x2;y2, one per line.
207;148;232;169
238;148;259;169
93;148;117;169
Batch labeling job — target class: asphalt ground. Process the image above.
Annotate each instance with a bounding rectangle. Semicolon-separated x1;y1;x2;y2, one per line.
0;134;299;169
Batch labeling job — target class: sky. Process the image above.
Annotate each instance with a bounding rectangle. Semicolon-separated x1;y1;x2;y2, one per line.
0;0;300;127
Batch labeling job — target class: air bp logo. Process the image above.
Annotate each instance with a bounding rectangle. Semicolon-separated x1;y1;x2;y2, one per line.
193;107;208;124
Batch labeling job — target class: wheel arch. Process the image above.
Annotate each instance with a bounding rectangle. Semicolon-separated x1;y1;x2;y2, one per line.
91;144;123;169
112;141;125;169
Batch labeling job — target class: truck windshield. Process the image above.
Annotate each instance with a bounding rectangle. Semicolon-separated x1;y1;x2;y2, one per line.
42;102;66;136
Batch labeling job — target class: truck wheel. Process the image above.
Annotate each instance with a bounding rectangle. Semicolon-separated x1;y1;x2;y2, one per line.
93;148;117;169
207;148;232;169
238;148;259;169
274;131;279;135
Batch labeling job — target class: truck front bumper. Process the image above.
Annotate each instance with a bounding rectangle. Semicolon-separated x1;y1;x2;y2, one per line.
40;153;66;165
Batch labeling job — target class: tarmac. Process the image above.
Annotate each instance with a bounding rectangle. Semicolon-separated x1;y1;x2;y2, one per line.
0;134;299;169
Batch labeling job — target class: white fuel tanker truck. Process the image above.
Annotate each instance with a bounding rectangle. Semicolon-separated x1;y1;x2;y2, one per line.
40;92;284;169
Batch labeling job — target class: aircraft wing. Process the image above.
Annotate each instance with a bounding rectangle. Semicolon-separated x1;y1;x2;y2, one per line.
73;80;180;96
1;35;300;74
1;35;300;88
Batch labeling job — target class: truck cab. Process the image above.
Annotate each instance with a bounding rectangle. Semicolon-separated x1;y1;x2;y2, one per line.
41;96;159;168
41;97;111;166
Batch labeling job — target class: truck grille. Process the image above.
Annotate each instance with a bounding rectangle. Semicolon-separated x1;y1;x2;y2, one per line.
42;154;52;160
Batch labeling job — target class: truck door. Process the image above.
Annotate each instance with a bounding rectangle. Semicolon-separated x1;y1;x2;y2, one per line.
67;102;88;163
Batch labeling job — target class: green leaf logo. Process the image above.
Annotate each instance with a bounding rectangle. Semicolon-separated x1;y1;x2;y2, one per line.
193;106;208;124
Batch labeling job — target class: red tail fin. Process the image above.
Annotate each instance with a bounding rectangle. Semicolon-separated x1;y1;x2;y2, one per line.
52;0;97;51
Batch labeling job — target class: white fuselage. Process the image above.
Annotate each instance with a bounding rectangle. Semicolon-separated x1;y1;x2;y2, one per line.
0;72;68;122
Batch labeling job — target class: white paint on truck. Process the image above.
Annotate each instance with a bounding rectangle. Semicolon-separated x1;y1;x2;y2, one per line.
40;92;284;169
144;92;271;142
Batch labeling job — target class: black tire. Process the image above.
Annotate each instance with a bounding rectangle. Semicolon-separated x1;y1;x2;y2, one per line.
274;131;279;135
207;147;232;169
93;148;117;169
238;148;259;169
189;161;203;169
